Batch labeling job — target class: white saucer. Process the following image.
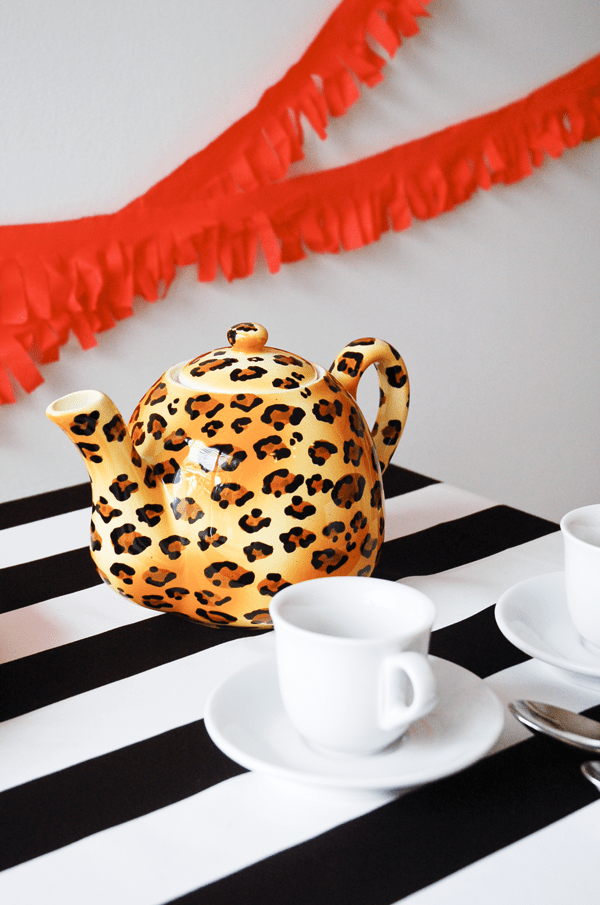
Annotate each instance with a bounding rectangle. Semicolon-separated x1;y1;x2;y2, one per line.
204;656;503;797
496;571;600;686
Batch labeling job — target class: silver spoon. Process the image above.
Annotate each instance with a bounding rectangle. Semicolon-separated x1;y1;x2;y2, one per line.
581;760;600;791
509;700;600;752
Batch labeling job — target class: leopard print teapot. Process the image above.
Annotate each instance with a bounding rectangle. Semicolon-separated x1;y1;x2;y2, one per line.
47;323;409;628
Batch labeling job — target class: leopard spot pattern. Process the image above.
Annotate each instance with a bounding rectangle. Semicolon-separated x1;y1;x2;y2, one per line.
76;334;408;628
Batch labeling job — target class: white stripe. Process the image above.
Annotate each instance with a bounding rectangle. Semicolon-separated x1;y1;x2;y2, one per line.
484;657;600;755
384;483;495;541
399;531;563;629
0;631;276;792
0;481;495;661
0;584;156;664
0;507;90;569
9;625;591;796
0;771;389;905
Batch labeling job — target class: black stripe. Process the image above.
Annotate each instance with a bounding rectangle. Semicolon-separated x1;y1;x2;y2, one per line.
0;613;259;722
4;682;597;883
382;465;438;498
0;482;91;530
0;506;552;720
0;464;420;533
0;547;101;615
0;602;527;726
0;463;428;535
1;503;557;619
0;720;246;872
374;505;557;581
429;604;530;676
0;465;429;616
166;709;600;905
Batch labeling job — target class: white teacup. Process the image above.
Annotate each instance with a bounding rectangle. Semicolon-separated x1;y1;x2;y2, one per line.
561;504;600;655
270;576;437;756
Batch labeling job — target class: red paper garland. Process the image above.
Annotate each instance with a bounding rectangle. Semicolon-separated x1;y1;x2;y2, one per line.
0;0;599;403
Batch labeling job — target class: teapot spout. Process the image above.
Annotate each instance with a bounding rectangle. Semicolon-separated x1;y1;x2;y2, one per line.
46;390;142;489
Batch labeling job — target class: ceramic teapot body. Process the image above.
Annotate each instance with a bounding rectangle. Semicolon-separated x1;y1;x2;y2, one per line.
47;323;409;628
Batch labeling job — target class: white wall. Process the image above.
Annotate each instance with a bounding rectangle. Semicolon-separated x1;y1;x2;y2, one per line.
1;0;599;521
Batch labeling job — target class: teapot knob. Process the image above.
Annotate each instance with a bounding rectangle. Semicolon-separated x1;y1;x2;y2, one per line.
227;322;268;353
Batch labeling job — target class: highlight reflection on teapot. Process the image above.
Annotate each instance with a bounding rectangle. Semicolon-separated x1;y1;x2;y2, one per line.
47;323;409;628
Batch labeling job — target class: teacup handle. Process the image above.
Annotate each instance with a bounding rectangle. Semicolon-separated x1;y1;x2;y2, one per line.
378;651;437;732
330;338;409;475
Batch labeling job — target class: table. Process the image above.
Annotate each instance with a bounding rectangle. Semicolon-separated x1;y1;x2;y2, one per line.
1;465;599;905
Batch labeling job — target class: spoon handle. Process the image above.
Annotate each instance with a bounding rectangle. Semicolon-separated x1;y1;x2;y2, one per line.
581;760;600;792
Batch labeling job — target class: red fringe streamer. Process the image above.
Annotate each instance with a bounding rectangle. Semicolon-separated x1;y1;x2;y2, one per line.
0;0;598;402
139;0;432;206
0;0;431;402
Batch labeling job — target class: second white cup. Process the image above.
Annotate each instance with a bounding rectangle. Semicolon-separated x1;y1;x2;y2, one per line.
561;503;600;654
270;576;437;757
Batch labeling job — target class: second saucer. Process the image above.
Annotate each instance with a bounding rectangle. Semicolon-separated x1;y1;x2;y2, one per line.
496;571;600;687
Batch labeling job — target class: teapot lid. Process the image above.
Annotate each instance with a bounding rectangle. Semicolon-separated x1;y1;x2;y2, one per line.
175;323;318;392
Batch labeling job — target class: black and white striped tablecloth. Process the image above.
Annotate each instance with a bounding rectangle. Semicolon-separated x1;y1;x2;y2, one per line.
1;465;599;905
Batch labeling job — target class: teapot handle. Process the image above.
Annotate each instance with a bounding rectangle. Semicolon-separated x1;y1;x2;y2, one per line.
330;338;409;475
